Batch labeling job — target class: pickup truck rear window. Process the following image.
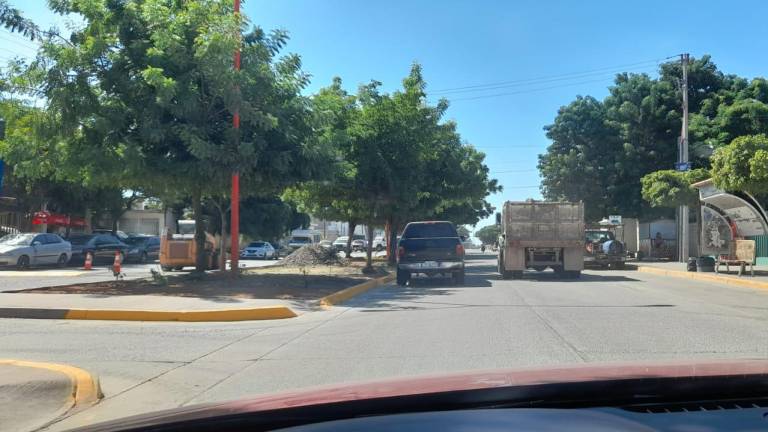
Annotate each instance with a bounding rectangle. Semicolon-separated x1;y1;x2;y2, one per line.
402;223;457;239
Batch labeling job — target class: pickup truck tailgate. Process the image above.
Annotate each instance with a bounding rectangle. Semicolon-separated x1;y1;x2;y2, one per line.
399;238;459;262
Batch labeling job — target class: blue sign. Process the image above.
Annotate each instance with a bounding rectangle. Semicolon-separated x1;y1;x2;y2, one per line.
674;162;691;172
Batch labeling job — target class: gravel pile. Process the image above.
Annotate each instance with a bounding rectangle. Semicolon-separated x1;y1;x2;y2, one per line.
283;245;348;266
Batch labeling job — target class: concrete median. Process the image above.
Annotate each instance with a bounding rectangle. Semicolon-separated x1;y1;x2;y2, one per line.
319;273;395;307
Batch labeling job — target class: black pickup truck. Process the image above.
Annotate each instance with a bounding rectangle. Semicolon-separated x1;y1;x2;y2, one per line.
396;221;465;286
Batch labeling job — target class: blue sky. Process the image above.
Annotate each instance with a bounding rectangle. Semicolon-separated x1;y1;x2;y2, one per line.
4;0;768;231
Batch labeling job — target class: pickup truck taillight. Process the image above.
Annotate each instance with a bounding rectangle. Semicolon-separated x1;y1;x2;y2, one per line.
456;243;465;257
397;246;405;259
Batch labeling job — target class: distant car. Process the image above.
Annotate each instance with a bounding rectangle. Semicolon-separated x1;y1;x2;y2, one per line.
124;236;161;263
351;239;368;252
318;240;334;250
396;221;465;286
0;233;71;269
67;233;130;264
372;236;387;251
288;236;314;250
240;241;277;260
332;236;349;252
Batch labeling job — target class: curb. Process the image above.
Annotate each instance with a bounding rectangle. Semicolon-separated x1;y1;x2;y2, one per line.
636;265;768;291
0;359;103;409
0;305;298;322
319;273;395;307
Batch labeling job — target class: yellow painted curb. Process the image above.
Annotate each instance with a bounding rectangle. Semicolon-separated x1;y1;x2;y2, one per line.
637;265;768;291
320;274;395;308
0;359;103;409
62;305;298;322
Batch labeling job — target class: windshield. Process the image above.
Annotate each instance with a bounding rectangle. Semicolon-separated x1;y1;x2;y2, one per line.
6;1;768;430
126;237;149;246
586;231;615;242
402;223;458;239
0;234;34;245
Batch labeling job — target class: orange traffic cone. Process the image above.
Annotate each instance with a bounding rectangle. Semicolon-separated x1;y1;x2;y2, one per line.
84;252;93;270
112;251;122;276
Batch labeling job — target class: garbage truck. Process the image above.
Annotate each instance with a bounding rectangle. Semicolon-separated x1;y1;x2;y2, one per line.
496;201;584;279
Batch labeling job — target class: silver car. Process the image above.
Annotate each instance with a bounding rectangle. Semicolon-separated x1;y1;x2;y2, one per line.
0;233;72;269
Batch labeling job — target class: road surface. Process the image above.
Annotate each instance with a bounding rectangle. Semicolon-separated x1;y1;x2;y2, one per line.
2;253;768;430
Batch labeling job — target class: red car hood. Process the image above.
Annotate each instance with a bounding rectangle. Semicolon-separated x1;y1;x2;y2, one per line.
78;360;768;431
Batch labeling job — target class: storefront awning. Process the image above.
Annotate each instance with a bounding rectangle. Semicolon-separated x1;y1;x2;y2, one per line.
32;211;87;227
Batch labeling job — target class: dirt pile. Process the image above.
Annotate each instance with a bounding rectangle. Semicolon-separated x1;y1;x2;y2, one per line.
282;245;348;266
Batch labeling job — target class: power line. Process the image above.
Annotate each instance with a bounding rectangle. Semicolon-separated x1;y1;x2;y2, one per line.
444;77;618;102
432;65;659;96
431;56;675;94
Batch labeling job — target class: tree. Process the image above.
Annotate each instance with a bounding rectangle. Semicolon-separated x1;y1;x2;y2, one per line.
8;0;322;272
711;134;768;195
540;55;731;221
475;225;500;245
641;169;710;208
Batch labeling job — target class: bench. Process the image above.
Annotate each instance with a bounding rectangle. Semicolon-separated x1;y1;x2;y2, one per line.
715;239;756;277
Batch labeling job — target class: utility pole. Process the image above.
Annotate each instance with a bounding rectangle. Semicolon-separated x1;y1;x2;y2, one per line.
230;0;241;274
678;53;690;262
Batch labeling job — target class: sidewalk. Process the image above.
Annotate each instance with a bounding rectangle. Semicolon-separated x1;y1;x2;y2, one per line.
633;261;768;290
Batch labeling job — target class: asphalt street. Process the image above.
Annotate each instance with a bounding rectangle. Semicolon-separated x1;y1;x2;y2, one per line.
3;253;768;430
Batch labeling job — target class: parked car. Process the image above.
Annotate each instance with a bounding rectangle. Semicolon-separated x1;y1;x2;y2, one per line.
373;236;387;251
0;233;71;269
318;240;334;250
396;221;465;286
91;229;130;241
351;239;368;252
124;235;161;263
332;235;367;252
240;241;277;260
67;233;130;264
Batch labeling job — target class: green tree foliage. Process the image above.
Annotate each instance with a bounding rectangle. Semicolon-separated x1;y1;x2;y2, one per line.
474;225;500;245
640;168;709;208
288;65;500;268
4;0;322;271
711;134;768;195
539;55;748;221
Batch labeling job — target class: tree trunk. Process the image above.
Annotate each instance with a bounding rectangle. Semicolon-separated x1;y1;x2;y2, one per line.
365;224;374;271
387;218;398;266
192;188;206;273
346;220;356;256
219;206;227;271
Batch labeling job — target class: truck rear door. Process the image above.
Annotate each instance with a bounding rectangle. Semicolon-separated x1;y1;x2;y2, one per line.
398;223;461;262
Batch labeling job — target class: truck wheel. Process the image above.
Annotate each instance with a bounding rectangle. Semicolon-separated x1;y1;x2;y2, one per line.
498;252;507;278
161;265;173;272
452;270;465;285
396;268;410;286
612;262;625;270
511;270;523;279
532;266;547;272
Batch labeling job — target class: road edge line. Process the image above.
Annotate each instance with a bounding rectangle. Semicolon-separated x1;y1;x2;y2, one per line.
636;265;768;290
319;273;395;308
0;359;103;409
0;305;298;321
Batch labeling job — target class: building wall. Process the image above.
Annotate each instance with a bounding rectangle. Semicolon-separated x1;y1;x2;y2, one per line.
118;209;168;236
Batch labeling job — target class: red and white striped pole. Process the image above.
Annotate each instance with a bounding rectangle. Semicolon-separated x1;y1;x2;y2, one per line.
230;0;241;274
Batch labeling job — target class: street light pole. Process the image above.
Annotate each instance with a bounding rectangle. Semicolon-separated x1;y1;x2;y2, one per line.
678;53;690;262
230;0;241;274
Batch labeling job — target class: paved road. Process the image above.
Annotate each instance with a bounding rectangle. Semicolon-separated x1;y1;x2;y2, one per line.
3;254;768;429
0;259;281;292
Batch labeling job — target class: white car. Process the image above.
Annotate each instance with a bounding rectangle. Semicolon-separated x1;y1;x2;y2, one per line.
240;241;277;260
372;236;387;251
0;233;72;269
